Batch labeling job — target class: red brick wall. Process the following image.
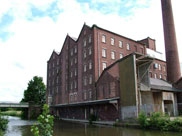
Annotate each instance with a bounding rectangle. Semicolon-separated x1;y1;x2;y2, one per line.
149;59;167;80
96;63;120;100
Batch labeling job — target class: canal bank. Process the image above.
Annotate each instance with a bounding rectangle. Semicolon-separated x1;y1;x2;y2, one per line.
4;116;182;136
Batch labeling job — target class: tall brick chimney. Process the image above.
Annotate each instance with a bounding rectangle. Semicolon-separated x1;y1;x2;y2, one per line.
161;0;181;83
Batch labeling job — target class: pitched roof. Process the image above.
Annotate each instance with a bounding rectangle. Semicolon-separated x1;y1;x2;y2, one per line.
149;78;182;92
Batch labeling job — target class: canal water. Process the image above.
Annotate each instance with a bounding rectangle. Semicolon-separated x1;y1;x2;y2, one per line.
4;116;182;136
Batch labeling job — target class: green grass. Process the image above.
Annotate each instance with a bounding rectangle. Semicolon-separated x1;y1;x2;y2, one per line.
0;111;22;117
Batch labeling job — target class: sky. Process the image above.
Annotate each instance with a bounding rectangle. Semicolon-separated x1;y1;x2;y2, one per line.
0;0;182;102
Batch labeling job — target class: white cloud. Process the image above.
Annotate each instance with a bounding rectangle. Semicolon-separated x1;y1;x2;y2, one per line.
0;0;182;102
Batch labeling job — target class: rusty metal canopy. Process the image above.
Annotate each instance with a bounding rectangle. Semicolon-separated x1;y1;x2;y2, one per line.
53;97;119;108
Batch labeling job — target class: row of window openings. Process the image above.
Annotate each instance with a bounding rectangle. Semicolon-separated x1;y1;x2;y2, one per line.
48;87;59;95
48;77;59;86
102;49;124;59
70;90;92;102
49;59;60;69
49;68;59;77
83;91;92;100
70;46;77;56
153;63;166;72
150;72;166;80
69;92;78;102
83;76;93;86
70;58;77;66
70;80;77;90
70;69;77;78
84;62;92;72
102;35;130;49
83;47;92;58
83;35;92;47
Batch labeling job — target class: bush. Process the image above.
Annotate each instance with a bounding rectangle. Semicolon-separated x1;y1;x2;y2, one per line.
138;112;182;132
31;104;54;136
138;111;149;128
0;115;9;131
88;114;97;124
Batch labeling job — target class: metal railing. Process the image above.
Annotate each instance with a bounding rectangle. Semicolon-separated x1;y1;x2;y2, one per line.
0;102;29;108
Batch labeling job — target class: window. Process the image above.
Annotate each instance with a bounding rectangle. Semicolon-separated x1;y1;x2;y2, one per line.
56;68;59;74
70;49;73;56
119;41;123;48
70;93;73;102
126;43;130;50
75;58;77;64
120;53;123;59
83;50;86;58
154;63;158;69
102;35;106;43
111;51;115;59
74;92;77;101
70;82;73;90
66;84;67;91
154;74;157;79
102;48;106;57
89;91;92;99
71;60;73;66
84;64;87;72
53;62;55;68
56;77;59;83
84;91;87;100
89;47;92;55
75;69;77;76
102;62;107;70
70;71;72;78
74;80;77;88
159;64;161;71
83;39;86;47
74;47;77;53
163;66;166;72
159;74;162;79
89;62;92;69
111;38;114;45
89;35;92;43
84;77;87;86
57;59;59;65
89;75;92;84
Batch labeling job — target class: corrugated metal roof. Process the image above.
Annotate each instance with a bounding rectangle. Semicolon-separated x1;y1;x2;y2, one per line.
149;78;182;92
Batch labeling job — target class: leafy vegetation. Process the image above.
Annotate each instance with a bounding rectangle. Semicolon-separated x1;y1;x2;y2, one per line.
138;112;182;132
88;114;97;124
21;76;46;105
0;114;9;132
21;76;46;119
31;104;54;136
0;110;21;117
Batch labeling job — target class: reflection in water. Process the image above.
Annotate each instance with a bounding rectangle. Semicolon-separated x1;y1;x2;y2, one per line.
4;116;34;136
4;116;182;136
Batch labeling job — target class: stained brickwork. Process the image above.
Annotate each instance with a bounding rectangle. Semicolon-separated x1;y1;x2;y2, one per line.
47;24;167;120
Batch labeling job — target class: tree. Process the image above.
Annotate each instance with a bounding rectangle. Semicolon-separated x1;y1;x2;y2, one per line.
21;76;46;105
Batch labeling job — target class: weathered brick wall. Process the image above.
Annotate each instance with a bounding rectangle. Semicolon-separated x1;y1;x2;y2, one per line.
56;103;119;121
